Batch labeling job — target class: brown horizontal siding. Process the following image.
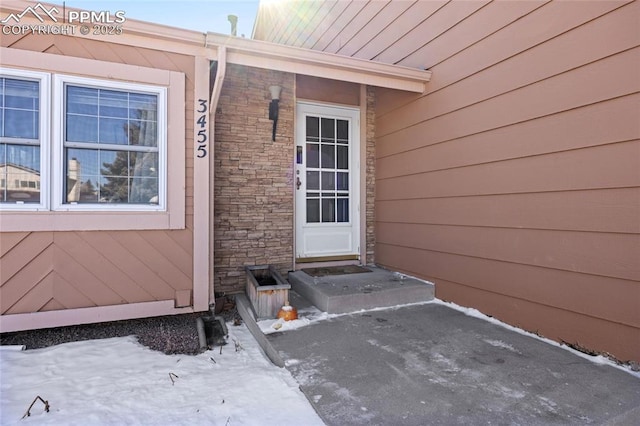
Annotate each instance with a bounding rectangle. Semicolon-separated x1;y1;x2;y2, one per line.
295;1;351;49
437;278;640;363
374;2;639;361
377;141;639;199
346;0;446;61
375;0;634;116
390;0;545;71
374;0;491;66
401;0;632;89
378;48;639;156
323;0;394;54
377;245;640;362
0;35;195;317
377;223;639;281
333;0;417;58
280;0;325;46
308;1;369;52
267;0;322;45
376;244;639;330
376;188;640;234
377;95;639;180
379;6;639;135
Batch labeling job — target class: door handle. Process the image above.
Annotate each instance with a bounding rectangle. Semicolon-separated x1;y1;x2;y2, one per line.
296;176;302;190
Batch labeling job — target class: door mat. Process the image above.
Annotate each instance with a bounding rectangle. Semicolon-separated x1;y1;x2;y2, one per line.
302;265;372;277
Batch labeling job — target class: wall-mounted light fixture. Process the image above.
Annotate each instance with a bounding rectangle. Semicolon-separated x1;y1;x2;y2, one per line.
268;85;281;142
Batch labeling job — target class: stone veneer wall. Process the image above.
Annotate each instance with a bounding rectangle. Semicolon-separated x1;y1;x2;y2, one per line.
214;64;295;294
214;65;376;294
366;86;376;264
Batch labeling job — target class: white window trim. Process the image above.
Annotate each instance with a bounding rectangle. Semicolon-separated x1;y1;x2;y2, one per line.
0;48;185;232
51;74;168;212
0;68;50;212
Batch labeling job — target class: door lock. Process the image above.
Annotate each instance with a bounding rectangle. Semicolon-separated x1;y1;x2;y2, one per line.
296;176;302;190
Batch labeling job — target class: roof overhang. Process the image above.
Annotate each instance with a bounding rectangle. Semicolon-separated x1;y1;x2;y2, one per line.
1;0;431;93
205;33;430;93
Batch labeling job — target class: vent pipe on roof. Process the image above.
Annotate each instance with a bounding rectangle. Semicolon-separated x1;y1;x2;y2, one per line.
228;15;238;36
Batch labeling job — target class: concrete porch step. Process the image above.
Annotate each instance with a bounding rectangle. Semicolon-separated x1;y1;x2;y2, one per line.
287;266;434;314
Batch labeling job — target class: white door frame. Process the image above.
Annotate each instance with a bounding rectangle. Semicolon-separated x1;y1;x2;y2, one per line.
295;101;360;261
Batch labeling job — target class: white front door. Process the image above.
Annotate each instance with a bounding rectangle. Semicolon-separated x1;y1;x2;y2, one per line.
295;102;360;260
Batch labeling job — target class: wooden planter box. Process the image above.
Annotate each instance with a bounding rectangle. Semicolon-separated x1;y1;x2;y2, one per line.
245;265;291;319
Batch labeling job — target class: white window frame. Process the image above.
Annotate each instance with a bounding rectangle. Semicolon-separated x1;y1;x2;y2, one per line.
0;68;50;211
0;48;185;232
52;74;167;212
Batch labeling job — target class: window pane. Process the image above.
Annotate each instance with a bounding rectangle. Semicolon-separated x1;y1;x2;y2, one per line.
306;143;319;168
306;116;319;141
67;86;98;115
337;145;348;169
4;109;38;139
66;149;99;203
337;172;349;190
321;144;335;168
129;120;157;147
67;114;98;142
306;199;319;223
4;79;38;109
321;171;335;190
100;150;128;177
99;117;128;144
306;171;319;190
1;78;39;140
337;198;349;222
129;93;157;120
130;177;158;204
99;89;128;118
321;198;335;223
337;119;349;143
1;144;40;203
63;83;161;206
321;118;334;142
100;176;129;203
7;144;40;171
130;152;158;179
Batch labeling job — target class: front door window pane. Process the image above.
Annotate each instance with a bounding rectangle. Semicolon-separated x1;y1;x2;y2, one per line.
303;115;353;225
306;143;319;168
336;119;349;142
322;198;335;222
307;199;320;223
321;144;334;168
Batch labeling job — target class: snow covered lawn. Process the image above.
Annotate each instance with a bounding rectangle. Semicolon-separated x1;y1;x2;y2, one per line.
0;324;324;426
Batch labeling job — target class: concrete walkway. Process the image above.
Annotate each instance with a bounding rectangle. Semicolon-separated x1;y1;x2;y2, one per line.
263;301;640;425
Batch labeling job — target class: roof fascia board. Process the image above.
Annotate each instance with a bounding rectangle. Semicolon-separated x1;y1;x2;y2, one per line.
206;33;430;93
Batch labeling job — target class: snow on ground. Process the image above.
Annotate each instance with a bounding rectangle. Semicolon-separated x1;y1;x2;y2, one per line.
2;272;637;426
0;324;324;426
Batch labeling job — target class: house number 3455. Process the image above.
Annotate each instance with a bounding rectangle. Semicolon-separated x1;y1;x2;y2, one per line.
196;99;208;158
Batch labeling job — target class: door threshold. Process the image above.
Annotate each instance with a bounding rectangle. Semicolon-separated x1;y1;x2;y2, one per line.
294;257;360;271
296;254;359;264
